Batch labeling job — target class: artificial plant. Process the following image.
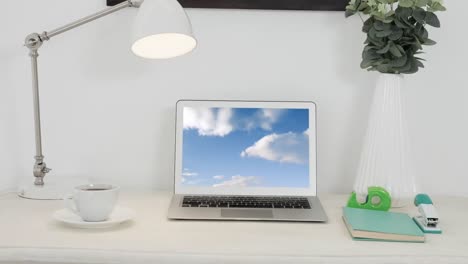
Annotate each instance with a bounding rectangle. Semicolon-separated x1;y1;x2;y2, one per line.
345;0;446;74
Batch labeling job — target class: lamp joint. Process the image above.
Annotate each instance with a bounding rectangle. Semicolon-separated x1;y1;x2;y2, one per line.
130;0;144;8
33;156;51;186
24;32;49;51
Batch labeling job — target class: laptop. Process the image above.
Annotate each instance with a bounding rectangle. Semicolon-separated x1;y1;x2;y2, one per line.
168;100;327;222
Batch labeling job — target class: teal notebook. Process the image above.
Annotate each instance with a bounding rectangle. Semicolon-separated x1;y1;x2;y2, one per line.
342;207;425;242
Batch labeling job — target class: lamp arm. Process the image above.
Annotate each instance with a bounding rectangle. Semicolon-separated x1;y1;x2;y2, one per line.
49;1;135;39
24;0;138;186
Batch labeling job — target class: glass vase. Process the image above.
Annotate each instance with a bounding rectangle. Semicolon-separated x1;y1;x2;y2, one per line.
353;73;417;207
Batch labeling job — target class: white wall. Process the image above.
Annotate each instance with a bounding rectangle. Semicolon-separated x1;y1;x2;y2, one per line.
1;0;467;196
0;45;18;192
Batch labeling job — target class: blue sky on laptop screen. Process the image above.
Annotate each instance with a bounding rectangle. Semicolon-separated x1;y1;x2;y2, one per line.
181;107;310;188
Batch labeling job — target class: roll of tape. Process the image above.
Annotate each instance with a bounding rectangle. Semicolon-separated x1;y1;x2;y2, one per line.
347;186;391;211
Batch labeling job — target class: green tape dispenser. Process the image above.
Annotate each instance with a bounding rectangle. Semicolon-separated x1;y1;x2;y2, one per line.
347;186;392;211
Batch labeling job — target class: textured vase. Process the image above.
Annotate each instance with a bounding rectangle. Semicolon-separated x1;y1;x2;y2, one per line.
354;73;417;207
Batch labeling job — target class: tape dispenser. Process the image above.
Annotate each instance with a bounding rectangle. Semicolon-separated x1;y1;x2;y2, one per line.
347;186;392;211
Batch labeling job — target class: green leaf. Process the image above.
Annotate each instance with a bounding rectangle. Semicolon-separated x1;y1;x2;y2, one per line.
389;44;403;57
363;49;382;60
357;1;369;11
407;59;420;74
415;0;429;7
421;26;429;40
368;36;386;47
376;29;393;37
375;18;393;24
386;10;396;17
374;20;391;30
415;59;425;68
430;2;446;12
347;0;360;9
362;18;374;32
394;59;412;73
390;54;408;67
368;26;378;39
360;59;375;69
425;12;440;27
388;28;403;40
413;38;423;50
423;38;437;45
395;7;412;18
377;64;391;73
399;0;414;8
413;7;426;23
377;42;391;54
345;9;355;17
414;23;429;42
402;16;416;27
394;18;409;28
395;44;406;55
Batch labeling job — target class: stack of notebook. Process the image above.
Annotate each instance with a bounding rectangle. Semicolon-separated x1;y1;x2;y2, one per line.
343;207;425;242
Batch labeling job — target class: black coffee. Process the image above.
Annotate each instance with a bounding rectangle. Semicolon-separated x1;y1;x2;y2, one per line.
77;184;114;191
83;188;110;191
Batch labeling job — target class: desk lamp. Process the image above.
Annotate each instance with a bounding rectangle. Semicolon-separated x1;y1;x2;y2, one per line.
19;0;196;200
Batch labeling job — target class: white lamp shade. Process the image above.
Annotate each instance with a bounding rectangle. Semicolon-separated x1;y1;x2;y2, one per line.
131;0;197;59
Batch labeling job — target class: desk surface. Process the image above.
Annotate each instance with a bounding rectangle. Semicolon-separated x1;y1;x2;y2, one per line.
0;191;467;264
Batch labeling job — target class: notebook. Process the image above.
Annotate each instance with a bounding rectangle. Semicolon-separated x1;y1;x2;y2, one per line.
342;207;425;242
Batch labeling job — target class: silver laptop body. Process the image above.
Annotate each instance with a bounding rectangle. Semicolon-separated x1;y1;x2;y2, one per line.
168;100;327;222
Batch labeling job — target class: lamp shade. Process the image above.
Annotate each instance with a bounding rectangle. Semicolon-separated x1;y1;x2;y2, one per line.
131;0;197;59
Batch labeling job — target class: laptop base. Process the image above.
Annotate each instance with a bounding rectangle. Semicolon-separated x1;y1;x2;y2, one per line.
168;195;328;222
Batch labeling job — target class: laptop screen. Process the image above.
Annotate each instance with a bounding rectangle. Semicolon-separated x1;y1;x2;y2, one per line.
180;106;310;190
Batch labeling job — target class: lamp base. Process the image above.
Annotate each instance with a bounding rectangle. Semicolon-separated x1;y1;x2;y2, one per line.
18;184;66;200
18;175;88;200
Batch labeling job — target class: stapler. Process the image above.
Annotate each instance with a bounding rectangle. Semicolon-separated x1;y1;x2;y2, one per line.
413;193;442;234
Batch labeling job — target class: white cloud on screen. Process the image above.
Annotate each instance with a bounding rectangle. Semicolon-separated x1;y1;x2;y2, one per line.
240;131;308;164
183;107;286;137
182;172;198;177
182;169;199;184
183;107;233;137
213;175;224;180
213;175;260;187
184;179;203;185
259;109;284;130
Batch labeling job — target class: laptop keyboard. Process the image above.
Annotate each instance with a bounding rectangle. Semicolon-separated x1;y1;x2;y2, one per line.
182;196;311;209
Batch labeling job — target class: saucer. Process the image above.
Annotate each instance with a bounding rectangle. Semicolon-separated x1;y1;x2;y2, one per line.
53;206;134;229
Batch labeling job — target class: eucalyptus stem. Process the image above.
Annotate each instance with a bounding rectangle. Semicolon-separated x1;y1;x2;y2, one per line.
358;13;365;23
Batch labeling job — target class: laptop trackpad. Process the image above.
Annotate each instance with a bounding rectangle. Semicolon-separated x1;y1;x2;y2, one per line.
221;209;273;219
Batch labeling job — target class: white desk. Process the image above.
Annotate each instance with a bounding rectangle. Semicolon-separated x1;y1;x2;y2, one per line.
0;191;467;264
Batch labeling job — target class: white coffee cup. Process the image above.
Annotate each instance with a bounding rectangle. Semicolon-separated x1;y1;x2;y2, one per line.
65;184;119;222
